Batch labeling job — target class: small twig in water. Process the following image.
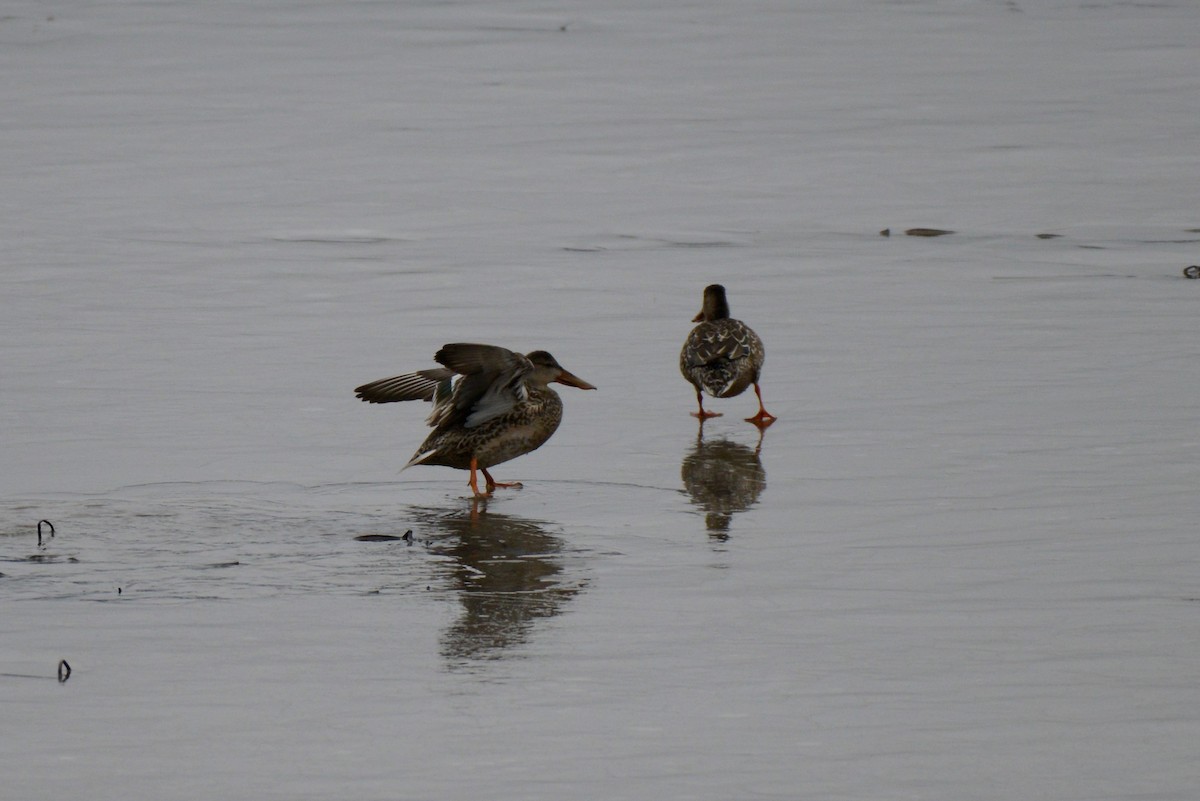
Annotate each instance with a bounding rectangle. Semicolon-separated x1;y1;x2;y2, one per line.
58;660;71;683
37;520;55;548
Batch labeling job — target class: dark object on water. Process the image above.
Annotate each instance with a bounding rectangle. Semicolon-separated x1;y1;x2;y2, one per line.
37;520;54;548
1184;265;1200;279
905;228;954;237
402;529;414;543
58;660;71;684
879;228;890;237
354;533;407;542
355;344;595;497
1036;233;1063;239
680;285;776;428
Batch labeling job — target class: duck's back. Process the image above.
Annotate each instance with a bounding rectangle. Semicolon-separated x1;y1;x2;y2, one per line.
680;318;764;399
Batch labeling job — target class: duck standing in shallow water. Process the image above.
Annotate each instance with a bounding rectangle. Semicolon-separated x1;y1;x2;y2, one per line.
680;284;776;428
355;343;596;497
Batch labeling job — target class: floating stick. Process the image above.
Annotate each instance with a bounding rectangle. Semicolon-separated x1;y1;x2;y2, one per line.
37;520;55;548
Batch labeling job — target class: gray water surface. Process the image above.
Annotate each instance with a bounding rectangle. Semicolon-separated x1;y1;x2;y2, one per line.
4;1;1200;799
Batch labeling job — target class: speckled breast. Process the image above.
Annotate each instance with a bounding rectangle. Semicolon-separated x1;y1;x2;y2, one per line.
417;387;565;470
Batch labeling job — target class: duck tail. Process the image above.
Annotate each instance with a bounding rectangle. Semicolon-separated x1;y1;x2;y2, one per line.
402;448;438;472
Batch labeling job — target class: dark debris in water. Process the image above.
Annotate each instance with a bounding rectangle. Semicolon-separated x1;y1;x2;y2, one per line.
879;227;955;237
880;227;1199;243
1183;265;1200;279
37;519;55;548
355;529;415;543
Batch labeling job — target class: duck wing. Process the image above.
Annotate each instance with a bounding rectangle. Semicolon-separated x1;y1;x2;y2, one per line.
684;320;754;367
354;368;455;404
432;343;534;429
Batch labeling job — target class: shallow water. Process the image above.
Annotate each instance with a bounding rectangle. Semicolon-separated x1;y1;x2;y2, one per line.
4;1;1200;799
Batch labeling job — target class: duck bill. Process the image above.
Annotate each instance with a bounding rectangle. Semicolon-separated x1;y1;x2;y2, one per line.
555;369;597;390
692;311;704;322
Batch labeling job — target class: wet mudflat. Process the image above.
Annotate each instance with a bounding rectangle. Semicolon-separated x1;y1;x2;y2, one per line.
4;1;1200;799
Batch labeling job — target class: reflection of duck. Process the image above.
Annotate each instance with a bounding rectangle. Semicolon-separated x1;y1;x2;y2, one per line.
355;343;595;497
680;284;776;427
680;428;767;537
413;503;583;664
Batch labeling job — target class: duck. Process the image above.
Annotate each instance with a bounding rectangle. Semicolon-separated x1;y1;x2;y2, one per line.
680;284;776;427
355;343;595;497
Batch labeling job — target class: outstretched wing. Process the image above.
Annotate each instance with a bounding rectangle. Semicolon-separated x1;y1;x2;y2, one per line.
354;343;534;429
434;343;528;376
354;368;455;404
432;343;533;429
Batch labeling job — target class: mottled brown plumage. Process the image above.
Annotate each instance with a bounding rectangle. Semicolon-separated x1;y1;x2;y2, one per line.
680;284;776;427
355;343;595;497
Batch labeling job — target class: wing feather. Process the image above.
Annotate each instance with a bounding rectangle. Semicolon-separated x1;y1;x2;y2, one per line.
430;343;533;429
354;368;454;404
683;320;753;368
356;343;536;430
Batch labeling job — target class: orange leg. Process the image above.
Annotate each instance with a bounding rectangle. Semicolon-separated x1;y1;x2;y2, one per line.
467;457;489;498
481;467;522;492
744;382;777;428
690;388;722;420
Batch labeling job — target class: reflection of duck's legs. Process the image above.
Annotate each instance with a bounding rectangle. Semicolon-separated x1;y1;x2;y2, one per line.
744;382;777;428
691;388;722;420
696;415;765;452
468;493;486;522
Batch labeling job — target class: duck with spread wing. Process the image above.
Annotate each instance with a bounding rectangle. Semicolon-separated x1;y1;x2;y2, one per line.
355;343;596;497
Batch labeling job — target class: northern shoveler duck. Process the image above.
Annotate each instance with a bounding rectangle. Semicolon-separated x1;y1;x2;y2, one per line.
355;343;595;497
680;284;776;427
